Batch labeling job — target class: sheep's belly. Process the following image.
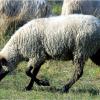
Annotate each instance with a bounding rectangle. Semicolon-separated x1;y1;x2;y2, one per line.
46;48;73;61
52;53;73;61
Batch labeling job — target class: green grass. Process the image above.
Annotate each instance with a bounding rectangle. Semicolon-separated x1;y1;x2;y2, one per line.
0;60;100;100
52;3;62;15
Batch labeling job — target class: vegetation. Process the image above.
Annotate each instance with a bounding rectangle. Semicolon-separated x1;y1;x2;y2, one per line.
52;3;62;15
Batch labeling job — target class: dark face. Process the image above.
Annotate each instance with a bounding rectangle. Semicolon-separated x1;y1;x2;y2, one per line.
0;58;9;81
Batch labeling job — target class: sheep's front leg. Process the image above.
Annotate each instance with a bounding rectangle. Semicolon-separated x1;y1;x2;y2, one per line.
25;58;49;90
61;56;84;93
26;66;50;86
25;59;44;90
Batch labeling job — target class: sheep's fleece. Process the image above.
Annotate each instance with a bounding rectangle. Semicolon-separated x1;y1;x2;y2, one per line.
0;0;50;36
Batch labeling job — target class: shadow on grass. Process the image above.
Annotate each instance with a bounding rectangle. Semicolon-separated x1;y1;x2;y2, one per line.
0;81;99;96
22;86;63;94
71;87;100;95
28;85;100;95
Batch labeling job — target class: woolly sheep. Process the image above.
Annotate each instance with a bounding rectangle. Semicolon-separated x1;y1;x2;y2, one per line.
0;0;50;37
0;14;100;92
61;0;100;18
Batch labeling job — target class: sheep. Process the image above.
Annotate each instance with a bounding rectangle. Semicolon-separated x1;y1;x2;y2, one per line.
61;0;100;18
0;14;100;92
0;0;50;38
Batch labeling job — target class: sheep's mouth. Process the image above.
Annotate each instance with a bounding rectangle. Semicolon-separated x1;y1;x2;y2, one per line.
0;71;9;81
0;66;9;81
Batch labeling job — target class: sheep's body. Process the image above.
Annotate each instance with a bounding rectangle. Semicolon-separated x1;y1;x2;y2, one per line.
0;0;50;37
61;0;100;18
0;14;100;92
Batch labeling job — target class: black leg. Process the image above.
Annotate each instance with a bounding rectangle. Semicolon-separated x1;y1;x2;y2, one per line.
61;56;84;93
26;65;50;87
35;78;50;86
25;66;33;77
25;78;34;90
25;60;45;90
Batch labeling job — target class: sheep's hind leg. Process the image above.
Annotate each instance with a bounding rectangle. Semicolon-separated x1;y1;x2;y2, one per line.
60;55;85;93
26;66;50;86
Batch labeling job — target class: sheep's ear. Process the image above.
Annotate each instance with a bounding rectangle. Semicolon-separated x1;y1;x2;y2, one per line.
0;56;7;66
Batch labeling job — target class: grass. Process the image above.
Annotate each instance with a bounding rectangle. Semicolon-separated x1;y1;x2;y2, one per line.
0;59;100;100
52;3;62;15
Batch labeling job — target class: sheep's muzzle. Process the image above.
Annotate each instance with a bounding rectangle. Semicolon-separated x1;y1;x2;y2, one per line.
0;71;9;81
0;66;9;81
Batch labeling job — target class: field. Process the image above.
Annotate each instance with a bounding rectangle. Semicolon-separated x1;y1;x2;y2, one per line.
0;2;100;100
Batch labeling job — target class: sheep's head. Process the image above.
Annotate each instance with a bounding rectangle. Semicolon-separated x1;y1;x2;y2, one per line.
0;55;9;81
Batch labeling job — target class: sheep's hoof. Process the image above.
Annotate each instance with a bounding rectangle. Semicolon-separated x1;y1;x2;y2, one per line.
25;86;33;91
56;86;69;93
61;85;70;93
35;79;50;86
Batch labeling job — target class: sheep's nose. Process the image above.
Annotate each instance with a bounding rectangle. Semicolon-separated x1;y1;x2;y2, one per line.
0;70;9;81
0;66;9;81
